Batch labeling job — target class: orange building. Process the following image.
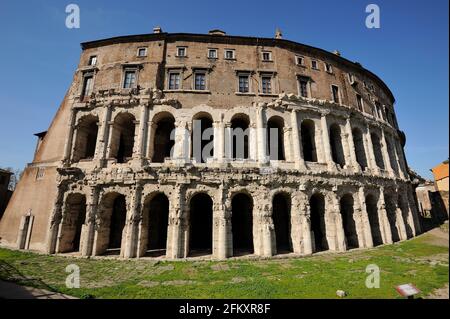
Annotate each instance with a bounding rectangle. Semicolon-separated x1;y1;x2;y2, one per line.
431;160;449;192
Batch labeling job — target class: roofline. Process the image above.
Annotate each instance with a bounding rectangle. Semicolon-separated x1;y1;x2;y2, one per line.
80;32;395;103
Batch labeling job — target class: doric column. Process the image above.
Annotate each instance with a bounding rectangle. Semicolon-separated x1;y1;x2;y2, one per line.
122;185;143;258
254;191;275;257
320;112;336;171
214;187;232;259
381;128;395;177
326;192;346;251
256;103;268;164
291;110;306;170
378;189;393;244
80;186;99;257
296;190;313;255
394;139;408;179
166;184;187;259
406;186;422;235
345;117;361;173
395;203;408;241
357;187;374;248
364;124;380;175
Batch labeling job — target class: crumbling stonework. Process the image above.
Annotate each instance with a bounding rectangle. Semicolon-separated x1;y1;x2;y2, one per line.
0;30;421;259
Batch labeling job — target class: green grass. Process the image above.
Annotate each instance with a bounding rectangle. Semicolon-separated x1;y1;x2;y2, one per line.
0;232;448;299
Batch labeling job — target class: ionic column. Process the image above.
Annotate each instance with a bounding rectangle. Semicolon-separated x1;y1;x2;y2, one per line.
381;128;395;177
249;123;258;161
131;119;141;160
105;121;116;159
213;121;225;163
146;121;156;160
291;110;306;170
256;103;268;164
122;185;143;258
283;126;293;162
365;125;380;175
357;187;374;248
96;106;112;165
320;113;336;171
62;109;77;165
135;105;149;159
378;189;393;244
345;117;361;173
80;186;99;257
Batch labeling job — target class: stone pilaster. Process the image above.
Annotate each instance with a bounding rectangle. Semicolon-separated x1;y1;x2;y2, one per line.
166;184;187;259
320;113;337;171
381;128;395;177
378;189;393;244
122;185;142;258
291;110;306;170
256;103;268;165
80;186;99;257
357;187;374;248
365;125;380;175
345;117;361;173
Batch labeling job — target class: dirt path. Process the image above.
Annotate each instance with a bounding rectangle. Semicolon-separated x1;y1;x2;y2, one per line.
0;281;77;299
426;284;449;299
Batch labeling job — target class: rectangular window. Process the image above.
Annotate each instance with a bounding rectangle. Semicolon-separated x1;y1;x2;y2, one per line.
177;47;187;57
311;60;319;70
81;74;93;98
262;51;272;61
238;75;249;93
137;48;147;57
208;49;218;59
225;49;235;59
332;85;340;104
168;72;181;90
299;77;309;98
296;56;305;66
194;72;206;90
123;71;137;89
261;76;272;94
356;94;363;111
325;63;333;73
88;56;97;66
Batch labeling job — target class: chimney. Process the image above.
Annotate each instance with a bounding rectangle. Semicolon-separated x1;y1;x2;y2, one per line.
153;26;162;34
275;28;283;39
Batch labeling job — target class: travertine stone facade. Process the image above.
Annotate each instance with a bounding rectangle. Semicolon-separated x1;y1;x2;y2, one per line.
0;29;422;259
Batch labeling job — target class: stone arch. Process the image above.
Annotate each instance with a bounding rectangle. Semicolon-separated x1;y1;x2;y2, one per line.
301;119;317;162
231;192;254;256
152;112;175;163
309;192;328;252
329;123;346;167
272;192;293;253
384;193;400;242
142;192;170;257
188;192;213;256
72;115;99;162
267;116;285;161
192;112;214;163
95;192;128;255
386;138;399;175
339;193;359;249
352;127;368;170
371;132;385;170
365;193;383;246
110;113;136;164
230;113;250;160
58;193;86;253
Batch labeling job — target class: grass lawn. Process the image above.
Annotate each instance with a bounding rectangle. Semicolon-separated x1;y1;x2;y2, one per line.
0;229;448;299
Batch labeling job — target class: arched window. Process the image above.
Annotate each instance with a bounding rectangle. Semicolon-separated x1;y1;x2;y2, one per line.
329;123;346;167
366;194;383;246
73;115;99;162
192;113;214;163
152;113;175;163
310;193;328;252
371;133;385;169
340;194;359;249
267;116;285;161
301;119;317;162
110;113;136;164
231;114;250;160
352;128;368;170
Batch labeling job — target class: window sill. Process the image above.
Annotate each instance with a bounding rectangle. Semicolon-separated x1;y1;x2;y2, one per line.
224;58;237;61
164;89;211;94
258;93;278;97
262;60;273;63
235;92;256;96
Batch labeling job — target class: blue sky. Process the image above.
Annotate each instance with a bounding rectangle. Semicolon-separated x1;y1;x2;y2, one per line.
0;0;448;179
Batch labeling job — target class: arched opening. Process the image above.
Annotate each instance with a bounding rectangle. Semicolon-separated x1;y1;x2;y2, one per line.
59;194;86;253
110;113;136;164
267;116;285;161
340;194;359;249
366;194;383;246
231;114;250;160
386;139;399;174
352;128;368;170
108;194;127;251
398;195;413;238
272;193;293;253
310;193;328;252
371;133;385;170
329;123;346;167
144;193;169;257
232;193;254;255
152;113;175;163
385;194;400;242
73;116;99;162
192;114;214;163
189;193;213;256
301;119;317;162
